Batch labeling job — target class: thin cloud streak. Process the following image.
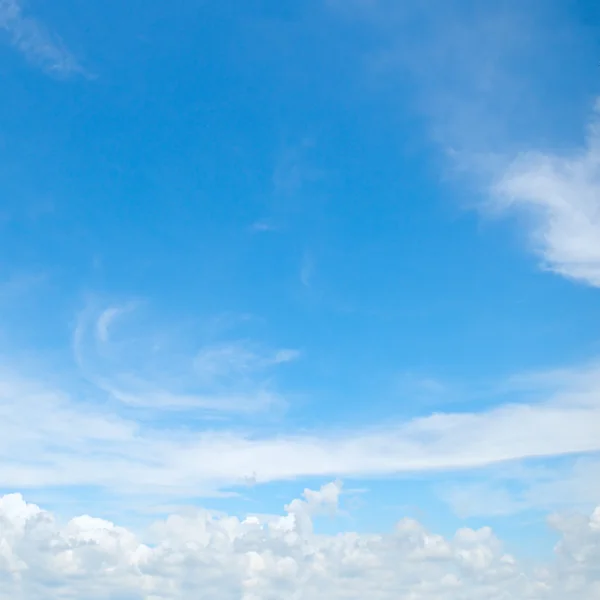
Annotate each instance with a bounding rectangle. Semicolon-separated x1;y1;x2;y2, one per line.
0;0;83;76
300;252;314;288
73;303;297;413
95;304;137;344
3;360;600;500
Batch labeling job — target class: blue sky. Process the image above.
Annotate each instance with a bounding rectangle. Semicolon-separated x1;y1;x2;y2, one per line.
2;0;600;596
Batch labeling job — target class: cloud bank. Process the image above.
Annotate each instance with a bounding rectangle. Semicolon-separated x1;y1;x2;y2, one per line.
1;482;599;599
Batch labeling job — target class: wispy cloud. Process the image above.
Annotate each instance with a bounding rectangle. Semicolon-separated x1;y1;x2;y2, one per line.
252;138;324;231
329;1;599;289
73;302;298;413
436;360;600;518
300;251;314;288
95;303;137;344
0;0;83;77
493;99;600;287
4;355;600;501
395;372;449;396
272;139;318;200
439;453;600;520
194;342;300;385
273;348;301;364
98;380;282;413
249;219;279;233
345;0;549;156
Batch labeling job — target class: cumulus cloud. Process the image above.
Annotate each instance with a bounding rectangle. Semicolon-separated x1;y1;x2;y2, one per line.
0;483;599;599
494;99;600;287
0;0;82;76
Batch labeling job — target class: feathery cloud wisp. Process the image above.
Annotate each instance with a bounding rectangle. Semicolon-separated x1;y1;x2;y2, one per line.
3;358;600;500
74;303;297;413
0;0;82;76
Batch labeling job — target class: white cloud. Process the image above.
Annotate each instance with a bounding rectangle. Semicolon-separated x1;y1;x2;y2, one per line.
73;305;298;412
4;359;600;500
441;455;600;520
284;480;343;535
328;1;600;289
0;0;82;76
0;482;599;599
194;342;300;384
102;381;282;413
95;305;136;344
338;0;554;157
273;349;301;364
494;99;600;287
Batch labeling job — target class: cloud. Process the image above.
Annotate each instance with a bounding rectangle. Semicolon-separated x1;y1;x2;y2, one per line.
395;373;449;397
95;304;136;344
0;0;82;77
0;482;599;599
273;349;301;364
272;139;318;200
100;381;282;413
194;342;300;385
73;304;297;413
4;357;600;500
328;1;600;289
250;220;279;233
257;138;324;231
300;252;313;288
339;0;552;154
440;455;600;520
493;99;600;287
284;480;343;535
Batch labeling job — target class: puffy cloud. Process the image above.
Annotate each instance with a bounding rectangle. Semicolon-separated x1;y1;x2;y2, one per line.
0;483;599;599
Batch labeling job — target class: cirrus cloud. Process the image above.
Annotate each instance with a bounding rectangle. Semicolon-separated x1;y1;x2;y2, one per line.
0;0;83;77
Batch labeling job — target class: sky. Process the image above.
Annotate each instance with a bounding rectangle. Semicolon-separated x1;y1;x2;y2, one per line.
1;0;600;597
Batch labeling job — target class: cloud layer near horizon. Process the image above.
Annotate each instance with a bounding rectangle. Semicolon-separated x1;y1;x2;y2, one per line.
1;482;599;599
